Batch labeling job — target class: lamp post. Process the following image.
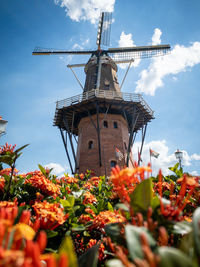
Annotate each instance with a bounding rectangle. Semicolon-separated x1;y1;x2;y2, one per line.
175;149;183;168
0;117;8;137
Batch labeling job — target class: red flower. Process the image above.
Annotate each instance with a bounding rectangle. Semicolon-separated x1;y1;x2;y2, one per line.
32;201;68;230
25;175;61;197
110;165;151;204
83;191;97;205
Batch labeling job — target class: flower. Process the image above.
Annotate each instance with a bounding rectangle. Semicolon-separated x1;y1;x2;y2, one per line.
90;210;125;232
82;191;97;205
0;168;19;176
78;214;93;224
0;177;5;192
158;172;197;221
0;143;16;154
25;175;61;197
177;175;199;188
13;223;36;241
32;201;68;230
110;165;151;203
60;176;78;184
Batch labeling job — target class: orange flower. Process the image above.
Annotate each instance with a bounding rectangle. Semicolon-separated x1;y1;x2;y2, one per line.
13;223;36;241
159;172;197;221
83;191;97;205
88;176;101;187
0;168;19;176
0;143;16;154
177;175;199;188
90;210;125;232
110;165;151;203
83;182;93;190
78;214;93;224
0;177;5;192
25;175;61;197
32;201;68;230
60;176;78;184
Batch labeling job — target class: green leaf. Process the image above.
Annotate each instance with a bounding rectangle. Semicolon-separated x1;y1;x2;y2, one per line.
78;243;99;267
0;154;14;166
72;225;86;231
38;164;47;177
46;230;58;238
7;229;16;249
151;195;160;210
115;203;129;212
192;207;200;258
130;178;154;213
105;223;125;245
173;221;192;235
158;247;194;267
97;199;104;212
67;195;75;207
107;202;114;211
59;236;78;267
106;259;125;267
15;144;29;154
87;204;97;214
125;225;156;260
60;199;71;207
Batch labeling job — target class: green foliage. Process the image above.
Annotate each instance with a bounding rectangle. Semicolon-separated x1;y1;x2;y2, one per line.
158;247;195;267
130;178;157;213
59;236;78;267
1;144;200;266
125;225;157;260
78;244;99;267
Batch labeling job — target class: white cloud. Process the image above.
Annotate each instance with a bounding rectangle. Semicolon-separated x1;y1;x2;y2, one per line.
119;31;134;47
135;40;200;95
191;171;199;176
151;28;162;45
54;0;115;24
191;153;200;161
44;163;65;176
117;31;141;69
132;140;200;175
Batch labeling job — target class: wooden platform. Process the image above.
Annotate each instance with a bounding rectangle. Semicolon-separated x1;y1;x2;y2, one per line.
54;89;154;135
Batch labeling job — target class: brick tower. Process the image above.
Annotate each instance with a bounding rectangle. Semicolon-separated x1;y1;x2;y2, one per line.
53;53;154;176
33;12;170;176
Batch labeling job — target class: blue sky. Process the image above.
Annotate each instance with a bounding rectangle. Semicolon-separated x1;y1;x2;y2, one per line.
1;0;200;176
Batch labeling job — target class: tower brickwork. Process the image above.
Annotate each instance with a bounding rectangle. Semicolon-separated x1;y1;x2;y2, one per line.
77;113;133;176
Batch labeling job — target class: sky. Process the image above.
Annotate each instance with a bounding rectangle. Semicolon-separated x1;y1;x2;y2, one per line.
1;0;200;176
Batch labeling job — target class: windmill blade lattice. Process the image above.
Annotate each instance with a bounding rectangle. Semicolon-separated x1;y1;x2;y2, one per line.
32;47;94;55
96;12;112;47
108;44;170;61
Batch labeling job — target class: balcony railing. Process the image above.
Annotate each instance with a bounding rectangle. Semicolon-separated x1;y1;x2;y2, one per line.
56;89;154;116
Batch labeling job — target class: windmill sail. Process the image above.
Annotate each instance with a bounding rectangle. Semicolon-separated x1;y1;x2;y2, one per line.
108;44;170;61
96;12;112;48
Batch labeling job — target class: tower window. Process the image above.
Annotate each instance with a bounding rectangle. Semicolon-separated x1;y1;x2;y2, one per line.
124;142;127;150
110;160;117;168
113;121;118;128
88;140;93;149
103;121;108;128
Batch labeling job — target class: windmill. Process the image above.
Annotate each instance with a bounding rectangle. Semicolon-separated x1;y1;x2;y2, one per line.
33;12;170;175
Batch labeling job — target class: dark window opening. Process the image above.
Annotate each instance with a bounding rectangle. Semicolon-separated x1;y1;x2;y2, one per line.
124;142;127;150
88;140;93;149
105;84;110;90
110;160;117;168
103;121;108;128
113;121;118;128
